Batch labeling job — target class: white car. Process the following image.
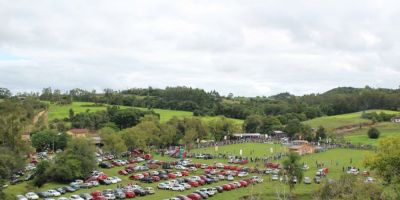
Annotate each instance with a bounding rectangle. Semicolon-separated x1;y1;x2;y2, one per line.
238;172;249;177
69;195;84;200
195;154;205;159
135;157;145;162
272;175;279;181
17;195;28;200
173;172;182;177
215;163;224;168
188;167;197;171
227;175;234;181
365;177;374;183
103;194;116;200
251;176;264;183
171;185;185;191
111;176;122;183
48;190;61;197
25;192;39;200
182;183;192;189
190;176;201;181
150;171;159;176
58;198;68;200
200;164;208;169
107;177;118;184
218;174;225;180
158;183;171;190
175;165;186;170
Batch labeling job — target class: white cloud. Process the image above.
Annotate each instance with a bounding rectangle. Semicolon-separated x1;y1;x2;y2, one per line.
0;0;400;96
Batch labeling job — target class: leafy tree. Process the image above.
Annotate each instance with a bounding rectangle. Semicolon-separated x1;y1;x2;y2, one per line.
282;152;303;192
121;127;147;151
284;119;302;138
315;126;327;141
31;130;69;152
99;127;127;156
243;114;263;133
314;174;382;200
0;87;11;98
365;136;400;185
367;127;380;139
208;116;241;141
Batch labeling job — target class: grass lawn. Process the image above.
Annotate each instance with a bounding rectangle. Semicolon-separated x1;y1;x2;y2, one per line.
4;143;373;200
190;143;287;158
344;122;400;146
303;109;400;131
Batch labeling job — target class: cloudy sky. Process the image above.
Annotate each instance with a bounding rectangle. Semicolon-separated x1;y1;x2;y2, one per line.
1;0;400;96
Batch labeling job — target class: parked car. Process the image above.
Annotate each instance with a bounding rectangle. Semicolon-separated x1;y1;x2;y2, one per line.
158;183;171;190
47;190;61;197
238;172;249;177
304;177;311;184
79;193;93;200
144;187;155;194
17;195;28;200
171;185;185;191
272;175;279;181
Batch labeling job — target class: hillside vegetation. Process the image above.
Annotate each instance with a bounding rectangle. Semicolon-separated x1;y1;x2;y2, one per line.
303;109;399;131
48;102;193;123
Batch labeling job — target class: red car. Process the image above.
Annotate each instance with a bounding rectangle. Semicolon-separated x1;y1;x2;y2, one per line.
167;173;177;179
182;171;189;176
229;183;237;189
199;175;206;180
222;184;232;191
125;191;136;198
207;165;216;169
187;193;202;200
152;176;160;182
229;166;237;170
239;180;248;187
118;170;128;175
197;179;205;186
91;191;102;197
142;172;149;177
93;196;107;200
97;174;108;180
188;180;199;187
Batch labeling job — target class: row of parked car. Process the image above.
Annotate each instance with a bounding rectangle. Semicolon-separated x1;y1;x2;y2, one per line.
19;184;155;200
163;176;264;200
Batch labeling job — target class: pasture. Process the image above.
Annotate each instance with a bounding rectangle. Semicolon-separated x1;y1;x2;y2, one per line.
303;109;399;131
344;122;400;146
47;102;193;123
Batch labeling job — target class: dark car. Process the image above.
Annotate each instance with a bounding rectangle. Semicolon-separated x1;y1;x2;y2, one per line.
37;192;50;198
204;178;214;184
215;186;224;193
56;187;66;194
80;193;93;200
159;174;169;180
62;186;76;192
141;177;153;183
134;189;147;196
99;162;112;169
194;191;209;199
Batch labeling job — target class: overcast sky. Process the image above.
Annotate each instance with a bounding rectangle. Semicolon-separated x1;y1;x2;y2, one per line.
1;0;400;96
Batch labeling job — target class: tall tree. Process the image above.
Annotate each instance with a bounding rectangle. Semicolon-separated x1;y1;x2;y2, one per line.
282;152;304;192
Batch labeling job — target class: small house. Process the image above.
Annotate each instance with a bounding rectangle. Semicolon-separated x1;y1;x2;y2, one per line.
288;140;315;155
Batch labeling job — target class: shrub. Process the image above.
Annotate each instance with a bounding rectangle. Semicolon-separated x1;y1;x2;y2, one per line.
367;127;380;139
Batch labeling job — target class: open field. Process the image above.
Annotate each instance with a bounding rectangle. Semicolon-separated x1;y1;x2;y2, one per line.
303;109;400;131
344;122;400;146
4;142;372;200
47;102;193;123
191;143;287;158
47;102;244;125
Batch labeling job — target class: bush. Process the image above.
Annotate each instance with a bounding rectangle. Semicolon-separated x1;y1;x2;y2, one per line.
367;127;380;139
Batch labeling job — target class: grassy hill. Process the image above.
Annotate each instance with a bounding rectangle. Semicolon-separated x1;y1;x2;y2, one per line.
47;102;244;125
344;122;400;146
303;109;400;131
48;102;193;123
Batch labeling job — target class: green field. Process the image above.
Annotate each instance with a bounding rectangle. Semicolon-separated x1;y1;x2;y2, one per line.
47;102;193;123
200;116;244;126
4;143;372;200
344;122;400;146
303;109;400;131
191;143;287;158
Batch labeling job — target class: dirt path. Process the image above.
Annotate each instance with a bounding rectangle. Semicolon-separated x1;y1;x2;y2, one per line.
26;110;48;132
